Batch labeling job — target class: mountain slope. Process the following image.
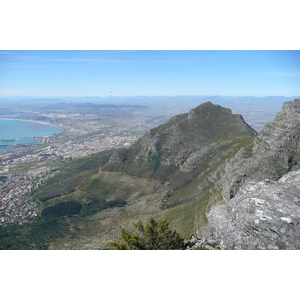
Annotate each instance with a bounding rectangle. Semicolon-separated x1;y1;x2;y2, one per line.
103;102;256;187
97;102;258;237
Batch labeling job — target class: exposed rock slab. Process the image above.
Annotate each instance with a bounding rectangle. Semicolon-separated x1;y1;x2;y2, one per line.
207;170;300;249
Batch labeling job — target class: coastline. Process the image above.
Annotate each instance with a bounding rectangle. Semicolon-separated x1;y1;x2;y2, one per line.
0;117;61;128
0;118;63;140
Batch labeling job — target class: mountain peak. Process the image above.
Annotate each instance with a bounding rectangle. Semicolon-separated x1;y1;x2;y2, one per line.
104;102;256;183
187;101;232;119
280;98;300;122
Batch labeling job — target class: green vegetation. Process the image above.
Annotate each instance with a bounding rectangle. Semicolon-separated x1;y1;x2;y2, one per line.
34;151;112;202
79;180;93;191
194;246;209;250
211;243;221;249
80;178;109;192
130;130;147;136
108;217;191;250
0;217;71;250
0;224;40;250
288;154;299;171
26;217;71;247
0;197;128;250
41;201;82;218
79;199;127;217
36;173;84;202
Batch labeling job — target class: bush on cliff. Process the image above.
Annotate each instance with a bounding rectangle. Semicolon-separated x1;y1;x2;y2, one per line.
108;217;190;250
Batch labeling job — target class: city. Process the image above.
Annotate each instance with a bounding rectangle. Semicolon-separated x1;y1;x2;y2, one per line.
0;102;172;226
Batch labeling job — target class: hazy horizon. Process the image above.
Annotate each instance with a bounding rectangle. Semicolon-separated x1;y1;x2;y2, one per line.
1;94;300;99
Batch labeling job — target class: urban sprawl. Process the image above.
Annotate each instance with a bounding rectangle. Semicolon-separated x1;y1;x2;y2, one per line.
0;107;168;226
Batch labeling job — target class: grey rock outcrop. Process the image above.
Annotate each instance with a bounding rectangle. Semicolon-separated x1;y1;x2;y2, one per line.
213;99;300;200
184;235;221;250
251;98;300;177
207;170;300;249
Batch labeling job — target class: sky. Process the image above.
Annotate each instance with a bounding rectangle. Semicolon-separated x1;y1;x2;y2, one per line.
0;50;299;98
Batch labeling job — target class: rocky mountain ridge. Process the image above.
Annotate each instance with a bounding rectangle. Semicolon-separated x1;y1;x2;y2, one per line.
206;99;300;249
212;99;300;200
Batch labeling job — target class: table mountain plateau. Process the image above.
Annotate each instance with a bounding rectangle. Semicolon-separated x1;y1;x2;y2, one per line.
33;100;300;249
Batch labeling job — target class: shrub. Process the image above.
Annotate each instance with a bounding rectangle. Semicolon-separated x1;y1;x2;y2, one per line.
108;217;189;250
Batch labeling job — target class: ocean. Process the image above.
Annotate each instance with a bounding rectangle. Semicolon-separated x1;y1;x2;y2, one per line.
0;119;62;152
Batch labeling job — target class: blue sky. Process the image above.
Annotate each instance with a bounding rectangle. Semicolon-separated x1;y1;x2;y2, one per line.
0;50;299;97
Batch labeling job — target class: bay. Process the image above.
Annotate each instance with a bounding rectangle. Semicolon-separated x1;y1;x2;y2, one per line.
0;119;62;152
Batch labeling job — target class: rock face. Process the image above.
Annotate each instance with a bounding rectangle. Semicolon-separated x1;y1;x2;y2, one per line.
207;170;300;249
252;98;300;179
205;99;300;249
213;99;300;200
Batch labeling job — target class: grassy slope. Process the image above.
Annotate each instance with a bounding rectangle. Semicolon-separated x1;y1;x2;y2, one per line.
25;135;254;249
